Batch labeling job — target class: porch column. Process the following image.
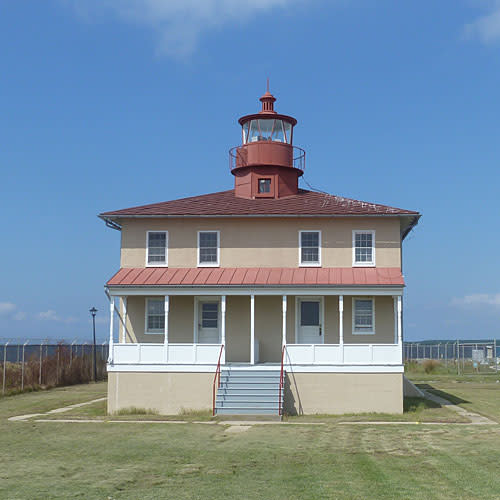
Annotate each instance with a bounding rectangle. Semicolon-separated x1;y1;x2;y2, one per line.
396;296;402;363
282;295;287;347
250;294;255;365
121;296;127;343
339;295;344;363
164;296;169;345
393;296;398;344
108;297;114;363
221;295;226;346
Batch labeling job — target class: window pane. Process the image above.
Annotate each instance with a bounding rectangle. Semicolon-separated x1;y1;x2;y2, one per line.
200;248;217;263
148;232;166;264
202;303;218;328
354;232;373;263
147;299;165;332
242;122;250;143
354;299;373;332
301;232;319;247
258;179;271;193
301;301;319;326
271;120;285;142
258;119;273;140
148;300;163;315
248;120;259;142
283;122;292;143
300;232;319;263
200;232;217;247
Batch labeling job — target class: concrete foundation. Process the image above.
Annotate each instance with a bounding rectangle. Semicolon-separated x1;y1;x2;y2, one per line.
284;372;403;415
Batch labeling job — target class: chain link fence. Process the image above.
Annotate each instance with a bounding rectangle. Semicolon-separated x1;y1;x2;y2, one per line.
1;342;109;396
404;340;499;375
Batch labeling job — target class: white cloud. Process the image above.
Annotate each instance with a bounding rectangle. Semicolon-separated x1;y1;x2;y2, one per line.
38;310;60;321
38;310;78;323
0;302;16;315
67;0;307;57
13;311;27;321
464;1;500;44
451;293;500;308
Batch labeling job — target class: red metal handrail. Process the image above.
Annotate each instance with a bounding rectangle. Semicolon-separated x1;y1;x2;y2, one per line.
212;344;224;416
278;345;286;416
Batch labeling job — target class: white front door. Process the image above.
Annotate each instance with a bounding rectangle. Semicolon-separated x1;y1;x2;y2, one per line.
297;299;323;344
197;300;220;343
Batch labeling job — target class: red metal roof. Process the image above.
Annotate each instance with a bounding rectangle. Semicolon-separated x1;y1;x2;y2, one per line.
99;189;419;218
107;267;404;287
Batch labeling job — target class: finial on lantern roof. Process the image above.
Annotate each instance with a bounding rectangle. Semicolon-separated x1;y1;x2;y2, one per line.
259;78;276;114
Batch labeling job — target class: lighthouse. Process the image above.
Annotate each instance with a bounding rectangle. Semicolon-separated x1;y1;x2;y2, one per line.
230;86;305;199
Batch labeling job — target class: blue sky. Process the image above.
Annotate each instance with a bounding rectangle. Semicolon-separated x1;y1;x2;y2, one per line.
1;1;499;342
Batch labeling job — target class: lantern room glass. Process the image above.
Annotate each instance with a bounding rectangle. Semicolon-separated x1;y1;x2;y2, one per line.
243;119;293;144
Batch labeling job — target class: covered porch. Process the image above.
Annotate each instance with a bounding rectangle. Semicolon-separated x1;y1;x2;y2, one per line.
106;289;403;370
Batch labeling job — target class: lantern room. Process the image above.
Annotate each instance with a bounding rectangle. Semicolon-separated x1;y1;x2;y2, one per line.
230;87;305;200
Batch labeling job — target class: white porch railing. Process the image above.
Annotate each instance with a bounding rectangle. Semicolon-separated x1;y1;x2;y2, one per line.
111;343;224;365
284;343;402;365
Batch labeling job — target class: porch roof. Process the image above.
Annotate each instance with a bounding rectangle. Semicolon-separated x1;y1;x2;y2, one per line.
107;267;404;287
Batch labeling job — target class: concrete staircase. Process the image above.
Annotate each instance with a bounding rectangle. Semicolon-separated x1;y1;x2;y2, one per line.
215;368;283;416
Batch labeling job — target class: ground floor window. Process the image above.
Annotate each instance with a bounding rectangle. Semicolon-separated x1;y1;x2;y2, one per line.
146;298;164;333
352;298;375;334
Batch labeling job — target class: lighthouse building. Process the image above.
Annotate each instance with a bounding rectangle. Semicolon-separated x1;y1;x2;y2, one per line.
100;90;420;416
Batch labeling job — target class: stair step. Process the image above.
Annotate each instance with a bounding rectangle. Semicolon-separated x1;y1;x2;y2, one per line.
216;407;280;415
217;401;279;409
217;396;280;403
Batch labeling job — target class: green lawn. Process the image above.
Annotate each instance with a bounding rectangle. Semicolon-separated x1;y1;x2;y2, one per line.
2;379;500;499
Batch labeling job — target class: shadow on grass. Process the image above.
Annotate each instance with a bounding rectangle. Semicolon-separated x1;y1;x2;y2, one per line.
403;396;440;412
416;384;470;405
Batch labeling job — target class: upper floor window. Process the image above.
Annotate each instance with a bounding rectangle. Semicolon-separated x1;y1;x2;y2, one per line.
352;298;375;334
353;230;375;266
146;231;168;266
198;231;220;267
145;298;165;334
299;231;321;266
258;178;271;193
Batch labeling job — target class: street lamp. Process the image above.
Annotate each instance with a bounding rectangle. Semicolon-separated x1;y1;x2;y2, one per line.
89;307;98;382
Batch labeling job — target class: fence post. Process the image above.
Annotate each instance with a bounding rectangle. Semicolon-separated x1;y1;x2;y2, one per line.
21;341;28;391
457;340;460;375
56;345;60;385
39;342;43;386
2;342;8;396
495;339;498;373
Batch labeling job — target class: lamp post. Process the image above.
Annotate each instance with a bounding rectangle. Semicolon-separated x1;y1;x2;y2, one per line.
89;307;98;382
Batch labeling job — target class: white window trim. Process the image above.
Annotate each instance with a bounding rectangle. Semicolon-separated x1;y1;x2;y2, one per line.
144;297;165;335
145;231;168;267
298;230;322;267
352;230;376;267
294;296;325;344
197;230;220;267
352;297;376;335
193;296;222;343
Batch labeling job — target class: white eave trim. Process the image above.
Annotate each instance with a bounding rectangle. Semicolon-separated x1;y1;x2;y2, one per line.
106;285;404;297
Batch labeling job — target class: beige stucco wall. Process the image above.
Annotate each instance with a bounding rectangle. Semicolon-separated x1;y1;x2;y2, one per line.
226;296;250;362
120;217;401;269
108;371;403;415
284;373;403;414
108;372;212;414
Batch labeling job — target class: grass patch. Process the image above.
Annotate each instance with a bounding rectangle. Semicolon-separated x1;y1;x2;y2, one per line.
115;406;159;416
2;378;500;499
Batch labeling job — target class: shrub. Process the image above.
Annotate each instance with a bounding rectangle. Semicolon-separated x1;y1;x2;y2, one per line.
423;359;440;374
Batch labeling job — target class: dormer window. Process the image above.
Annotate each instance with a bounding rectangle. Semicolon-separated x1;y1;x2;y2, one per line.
146;231;167;266
258;178;271;193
